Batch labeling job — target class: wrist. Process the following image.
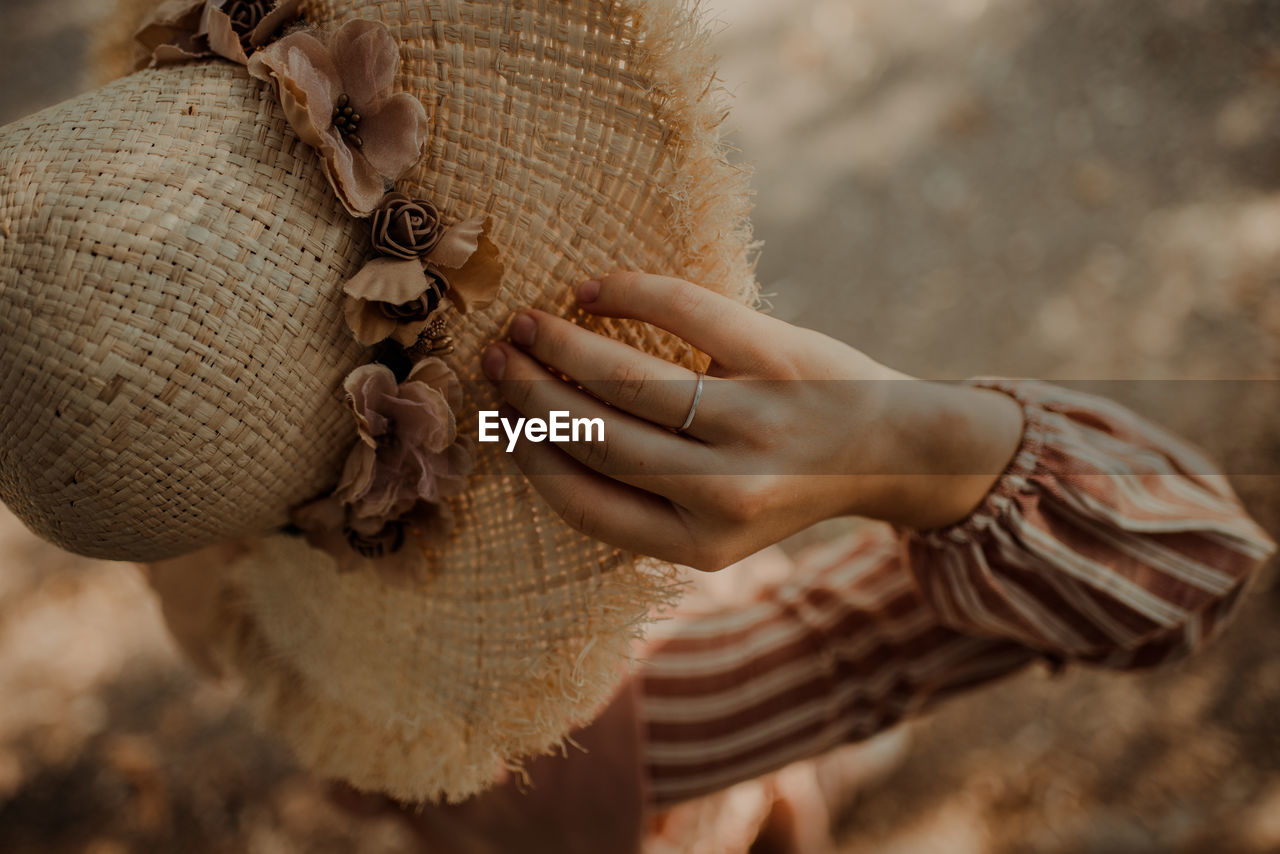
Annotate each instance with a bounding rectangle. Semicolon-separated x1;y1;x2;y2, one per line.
853;380;1024;529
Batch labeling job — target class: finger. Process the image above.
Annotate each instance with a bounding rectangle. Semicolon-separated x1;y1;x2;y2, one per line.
485;342;707;495
575;272;771;374
510;309;729;439
507;410;698;563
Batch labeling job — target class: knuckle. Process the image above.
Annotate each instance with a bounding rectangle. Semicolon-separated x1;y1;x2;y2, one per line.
559;496;597;539
744;345;789;378
545;322;587;371
679;477;719;512
603;271;642;300
691;541;734;573
607;361;648;406
582;436;613;471
503;376;534;409
537;316;569;358
721;476;777;523
669;279;707;318
736;408;786;450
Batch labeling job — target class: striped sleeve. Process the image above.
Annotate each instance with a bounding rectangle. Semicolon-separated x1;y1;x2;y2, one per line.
904;378;1275;664
638;531;1038;807
638;379;1274;808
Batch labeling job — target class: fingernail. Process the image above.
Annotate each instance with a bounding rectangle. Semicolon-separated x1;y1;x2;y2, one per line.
576;279;601;303
510;313;536;348
482;345;506;381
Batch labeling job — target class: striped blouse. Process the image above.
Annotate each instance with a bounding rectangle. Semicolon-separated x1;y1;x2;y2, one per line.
637;379;1275;808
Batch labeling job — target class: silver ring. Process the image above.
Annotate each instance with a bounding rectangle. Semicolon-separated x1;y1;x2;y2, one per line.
677;372;705;433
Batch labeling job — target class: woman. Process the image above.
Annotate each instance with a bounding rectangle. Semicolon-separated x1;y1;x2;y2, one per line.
391;270;1273;852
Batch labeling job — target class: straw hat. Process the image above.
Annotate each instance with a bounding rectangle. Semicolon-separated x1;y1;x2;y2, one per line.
0;0;755;801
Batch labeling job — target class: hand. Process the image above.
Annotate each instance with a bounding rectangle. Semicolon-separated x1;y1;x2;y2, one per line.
482;272;1022;571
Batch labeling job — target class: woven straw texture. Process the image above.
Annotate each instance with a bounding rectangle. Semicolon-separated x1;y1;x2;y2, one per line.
0;63;370;558
1;0;756;800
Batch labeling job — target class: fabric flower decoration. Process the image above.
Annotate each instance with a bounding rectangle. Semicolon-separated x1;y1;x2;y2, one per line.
371;193;446;259
247;19;431;216
291;493;452;582
291;358;472;579
134;0;302;68
342;194;506;346
339;358;472;518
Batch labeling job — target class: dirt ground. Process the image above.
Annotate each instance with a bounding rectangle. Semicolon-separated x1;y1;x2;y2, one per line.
1;0;1279;851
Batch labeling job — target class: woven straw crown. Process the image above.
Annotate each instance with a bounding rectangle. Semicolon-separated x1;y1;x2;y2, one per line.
0;0;755;800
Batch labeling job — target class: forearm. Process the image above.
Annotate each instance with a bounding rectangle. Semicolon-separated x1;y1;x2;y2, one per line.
640;378;1274;806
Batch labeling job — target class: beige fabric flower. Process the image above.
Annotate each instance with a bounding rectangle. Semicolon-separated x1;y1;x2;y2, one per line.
247;20;431;216
291;359;472;577
341;257;448;347
343;202;506;345
134;0;302;68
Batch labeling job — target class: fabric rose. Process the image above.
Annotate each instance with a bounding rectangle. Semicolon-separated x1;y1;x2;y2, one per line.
247;19;431;216
134;0;302;68
224;1;275;42
342;196;506;345
374;277;447;323
371;193;445;260
291;359;472;578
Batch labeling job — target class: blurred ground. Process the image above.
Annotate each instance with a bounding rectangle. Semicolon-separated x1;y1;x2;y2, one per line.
2;0;1279;851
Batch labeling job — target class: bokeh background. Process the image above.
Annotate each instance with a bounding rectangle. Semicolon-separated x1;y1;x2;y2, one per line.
2;0;1279;851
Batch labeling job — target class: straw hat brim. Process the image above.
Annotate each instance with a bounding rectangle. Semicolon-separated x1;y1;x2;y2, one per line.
0;0;756;801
